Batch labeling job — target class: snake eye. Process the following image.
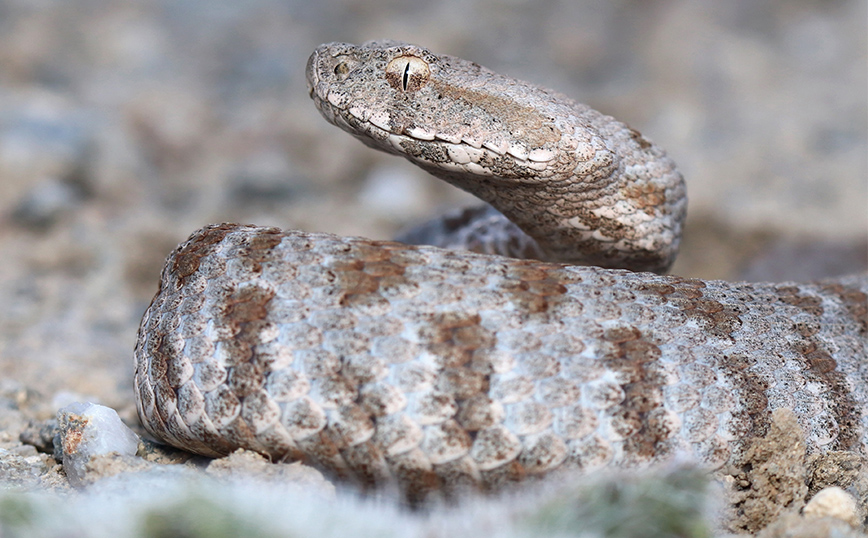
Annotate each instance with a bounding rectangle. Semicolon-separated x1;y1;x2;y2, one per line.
385;56;430;92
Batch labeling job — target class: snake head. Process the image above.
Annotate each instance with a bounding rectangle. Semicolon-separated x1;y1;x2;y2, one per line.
305;41;580;182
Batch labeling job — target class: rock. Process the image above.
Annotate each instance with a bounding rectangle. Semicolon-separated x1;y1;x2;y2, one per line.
55;402;141;487
723;409;810;534
137;437;206;466
205;449;335;497
10;175;89;229
808;451;863;495
803;486;861;528
756;511;865;538
0;447;60;490
18;418;58;454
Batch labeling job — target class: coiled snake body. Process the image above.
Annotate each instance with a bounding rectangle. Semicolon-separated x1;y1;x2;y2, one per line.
135;41;868;499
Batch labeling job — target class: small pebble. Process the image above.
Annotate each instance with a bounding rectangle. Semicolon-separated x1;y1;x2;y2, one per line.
803;486;861;527
11;176;85;229
56;402;140;487
19;418;58;454
205;449;335;497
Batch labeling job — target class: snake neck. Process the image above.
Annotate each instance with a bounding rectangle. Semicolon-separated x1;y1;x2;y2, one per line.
413;113;687;273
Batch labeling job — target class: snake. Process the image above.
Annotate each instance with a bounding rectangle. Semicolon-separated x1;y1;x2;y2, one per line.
134;41;868;501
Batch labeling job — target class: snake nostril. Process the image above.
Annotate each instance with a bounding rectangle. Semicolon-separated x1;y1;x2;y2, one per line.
334;62;350;80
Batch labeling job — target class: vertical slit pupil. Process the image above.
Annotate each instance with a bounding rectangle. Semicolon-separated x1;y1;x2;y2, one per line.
402;63;411;91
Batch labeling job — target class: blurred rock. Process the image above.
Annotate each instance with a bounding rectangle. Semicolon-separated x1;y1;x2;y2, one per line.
18;418;57;454
55;402;141;487
803;486;861;528
206;449;335;497
0;447;60;490
10;175;90;229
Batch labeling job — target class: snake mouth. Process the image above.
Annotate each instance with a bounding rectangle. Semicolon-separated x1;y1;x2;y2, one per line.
305;48;319;99
308;86;559;185
310;87;559;164
311;89;562;184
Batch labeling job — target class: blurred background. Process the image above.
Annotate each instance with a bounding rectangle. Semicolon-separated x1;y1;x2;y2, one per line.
0;0;865;409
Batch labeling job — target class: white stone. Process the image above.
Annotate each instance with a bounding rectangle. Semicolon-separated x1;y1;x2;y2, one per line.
803;486;860;527
57;402;141;487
